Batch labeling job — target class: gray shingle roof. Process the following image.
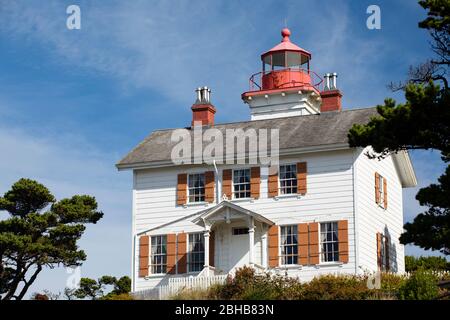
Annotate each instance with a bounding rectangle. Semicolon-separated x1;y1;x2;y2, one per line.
117;107;379;169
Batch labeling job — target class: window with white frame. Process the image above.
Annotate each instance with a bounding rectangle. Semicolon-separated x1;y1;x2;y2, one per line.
188;173;205;203
378;174;386;208
233;169;251;199
188;233;205;272
320;222;339;262
279;164;298;195
280;225;298;265
379;234;389;271
151;235;167;274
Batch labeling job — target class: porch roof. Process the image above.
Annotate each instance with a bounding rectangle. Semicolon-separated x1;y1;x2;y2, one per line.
191;201;274;226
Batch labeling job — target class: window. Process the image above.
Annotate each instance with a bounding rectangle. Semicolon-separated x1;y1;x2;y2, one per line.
320;222;339;262
233;169;251;199
279;164;297;195
188;173;205;203
379;234;390;272
232;227;249;235
375;174;386;209
151;235;167;274
188;233;204;272
280;225;298;265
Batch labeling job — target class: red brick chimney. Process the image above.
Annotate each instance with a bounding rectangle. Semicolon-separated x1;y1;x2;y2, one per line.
320;73;342;112
191;87;216;126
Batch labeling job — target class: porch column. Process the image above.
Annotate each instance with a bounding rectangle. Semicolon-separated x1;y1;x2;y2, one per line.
261;231;268;268
248;227;255;265
203;229;210;271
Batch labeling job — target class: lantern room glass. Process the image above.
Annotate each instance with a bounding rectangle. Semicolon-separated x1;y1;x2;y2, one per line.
262;51;310;72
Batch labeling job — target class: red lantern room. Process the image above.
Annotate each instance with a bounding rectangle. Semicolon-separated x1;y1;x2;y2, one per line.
243;28;322;97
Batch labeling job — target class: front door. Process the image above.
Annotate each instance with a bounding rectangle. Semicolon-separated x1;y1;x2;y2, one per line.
229;227;249;270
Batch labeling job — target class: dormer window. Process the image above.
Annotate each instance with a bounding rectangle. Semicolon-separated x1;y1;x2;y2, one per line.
233;169;251;199
188;173;205;203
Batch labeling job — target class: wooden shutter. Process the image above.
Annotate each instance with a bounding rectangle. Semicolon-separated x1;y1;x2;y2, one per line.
268;225;279;268
209;231;215;267
376;232;382;270
383;177;388;209
298;223;309;265
297;162;307;195
338;220;349;263
177;233;187;274
222;169;232;199
177;174;187;205
138;235;150;277
308;222;320;265
375;172;380;204
250;167;260;199
205;171;215;203
385;236;390;271
167;234;177;274
268;171;278;198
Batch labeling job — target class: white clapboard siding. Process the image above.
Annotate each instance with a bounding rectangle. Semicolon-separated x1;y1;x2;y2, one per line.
354;147;405;274
132;149;363;291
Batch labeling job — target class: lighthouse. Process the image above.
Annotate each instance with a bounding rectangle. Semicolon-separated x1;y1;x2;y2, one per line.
242;28;342;120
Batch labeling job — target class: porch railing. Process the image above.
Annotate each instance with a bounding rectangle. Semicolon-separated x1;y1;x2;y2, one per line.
133;274;228;300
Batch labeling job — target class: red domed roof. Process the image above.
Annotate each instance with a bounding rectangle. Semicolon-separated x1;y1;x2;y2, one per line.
261;28;311;58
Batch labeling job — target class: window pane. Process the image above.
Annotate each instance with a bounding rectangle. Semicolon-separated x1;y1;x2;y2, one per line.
188;174;205;203
320;222;339;262
233;169;250;199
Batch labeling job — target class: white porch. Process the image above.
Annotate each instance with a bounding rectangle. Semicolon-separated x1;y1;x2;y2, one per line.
191;201;274;276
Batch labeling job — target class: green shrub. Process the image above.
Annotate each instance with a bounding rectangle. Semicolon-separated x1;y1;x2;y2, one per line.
405;256;450;272
398;269;439;300
302;274;371;300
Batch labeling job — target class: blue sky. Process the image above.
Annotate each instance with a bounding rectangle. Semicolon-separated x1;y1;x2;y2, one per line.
0;0;447;296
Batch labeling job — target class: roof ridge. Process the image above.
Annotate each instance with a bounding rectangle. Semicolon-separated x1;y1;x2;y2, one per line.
150;106;378;132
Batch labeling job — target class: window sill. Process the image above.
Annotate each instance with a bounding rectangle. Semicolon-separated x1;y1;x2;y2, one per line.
230;198;255;203
316;262;344;268
275;265;303;270
183;202;210;208
144;274;166;279
274;194;304;200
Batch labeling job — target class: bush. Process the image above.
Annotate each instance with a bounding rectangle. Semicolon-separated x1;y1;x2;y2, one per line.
210;267;304;300
302;275;371;300
405;256;450;272
398;269;439;300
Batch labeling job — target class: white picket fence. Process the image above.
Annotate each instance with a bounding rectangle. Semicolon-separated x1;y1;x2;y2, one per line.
133;274;228;300
404;270;450;279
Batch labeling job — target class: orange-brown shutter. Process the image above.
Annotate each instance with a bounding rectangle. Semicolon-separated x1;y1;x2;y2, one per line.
385;236;390;271
268;170;278;198
177;174;187;205
205;171;215;203
209;231;215;267
376;232;382;270
222;169;232;199
308;222;320;265
167;234;177;274
298;223;309;265
177;233;187;274
138;235;149;277
268;225;279;268
338;220;349;263
297;162;307;195
250;167;260;199
383;177;388;209
375;172;380;204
